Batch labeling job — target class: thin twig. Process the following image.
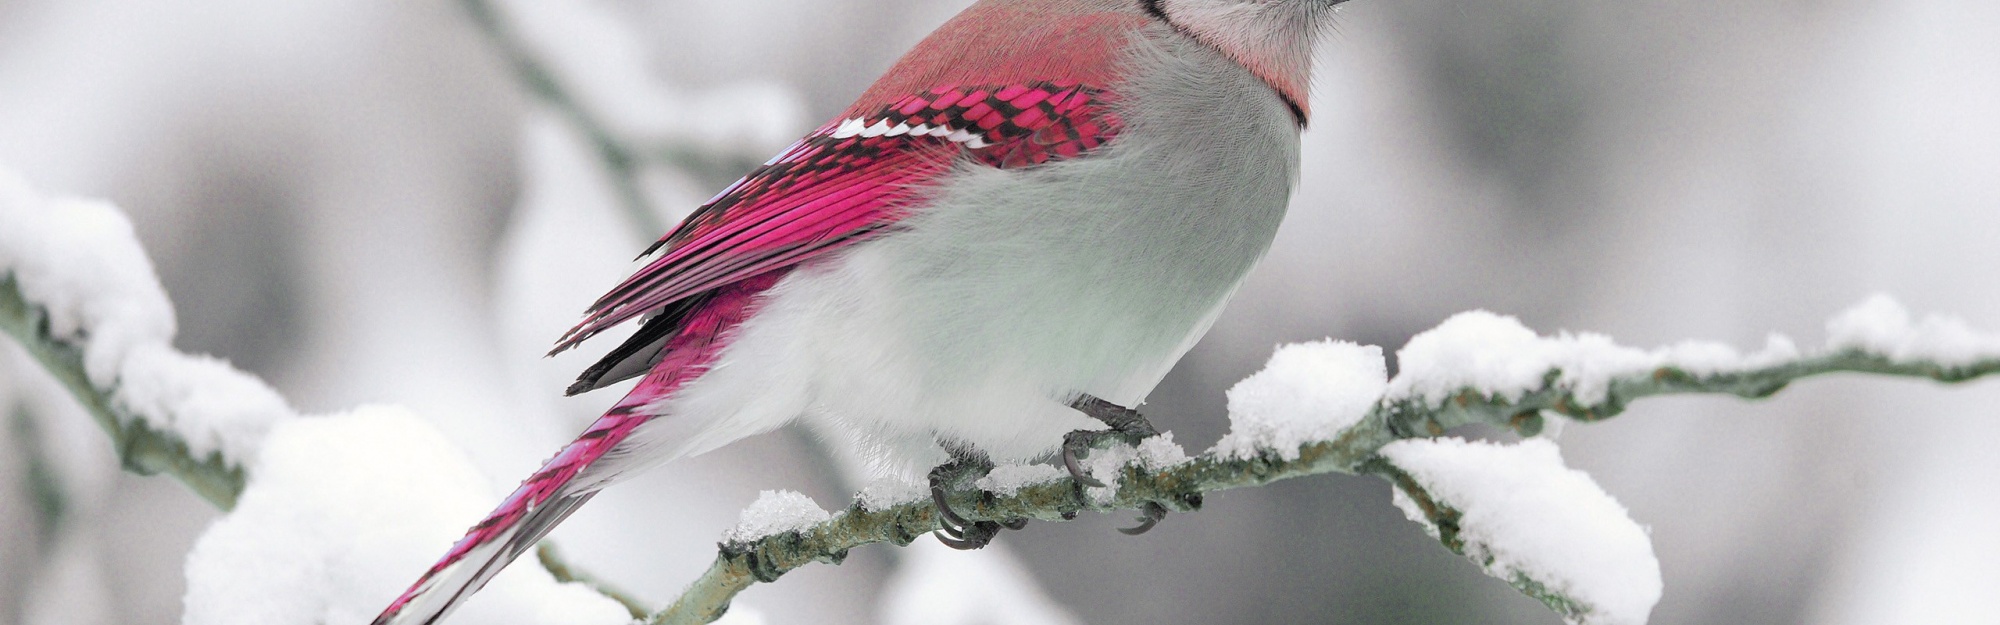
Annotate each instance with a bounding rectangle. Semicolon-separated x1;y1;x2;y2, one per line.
455;0;665;237
456;0;779;238
536;543;654;619
645;350;2000;625
8;402;67;550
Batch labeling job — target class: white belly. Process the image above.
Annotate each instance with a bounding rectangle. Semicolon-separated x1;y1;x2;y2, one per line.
645;32;1302;478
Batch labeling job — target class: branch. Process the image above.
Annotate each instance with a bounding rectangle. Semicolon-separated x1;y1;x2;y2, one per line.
649;342;2000;624
8;401;67;549
536;543;654;619
456;0;781;237
0;275;245;509
5;271;659;615
14;166;1996;623
456;0;663;237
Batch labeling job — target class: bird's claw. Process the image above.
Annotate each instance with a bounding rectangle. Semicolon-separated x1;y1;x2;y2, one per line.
929;464;975;530
1063;394;1180;536
927;452;1028;550
934;521;1003;549
1069;394;1159;438
1060;394;1161;488
1118;501;1170;535
1062;430;1108;488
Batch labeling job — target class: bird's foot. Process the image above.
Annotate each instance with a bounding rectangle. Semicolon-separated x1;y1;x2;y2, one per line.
1060;394;1162;488
927;450;1028;550
1062;394;1176;534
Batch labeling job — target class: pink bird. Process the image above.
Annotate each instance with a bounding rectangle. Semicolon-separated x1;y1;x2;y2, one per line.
375;0;1342;622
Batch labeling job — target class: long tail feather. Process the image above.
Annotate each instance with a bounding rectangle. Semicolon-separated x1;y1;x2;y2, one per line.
379;261;789;625
371;409;651;625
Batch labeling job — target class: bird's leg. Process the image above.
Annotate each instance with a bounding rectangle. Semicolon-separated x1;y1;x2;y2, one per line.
1063;394;1173;534
1061;394;1161;487
926;448;1027;550
1071;394;1160;438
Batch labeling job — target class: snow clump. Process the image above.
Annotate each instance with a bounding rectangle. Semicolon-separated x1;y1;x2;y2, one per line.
976;464;1068;496
1381;437;1660;625
725;490;833;543
1214;340;1387;460
1827;293;2000;366
182;406;628;625
0;169;294;465
1388;310;1801;408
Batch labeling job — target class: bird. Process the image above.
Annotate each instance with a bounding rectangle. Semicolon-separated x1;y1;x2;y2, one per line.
374;0;1343;622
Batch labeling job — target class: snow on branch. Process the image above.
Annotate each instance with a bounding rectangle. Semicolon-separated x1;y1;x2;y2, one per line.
11;168;2000;624
0;171;635;624
0;172;292;509
1376;438;1658;625
649;302;2000;625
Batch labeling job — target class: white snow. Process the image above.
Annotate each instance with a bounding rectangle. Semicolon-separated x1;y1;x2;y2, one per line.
182;406;628;625
857;476;929;512
1075;432;1191;504
1656;334;1802;376
112;343;292;463
1827;293;2000;366
0;170;295;465
1135;432;1191;469
0;170;175;386
1382;296;1993;417
1388;311;1806;409
1381;437;1661;625
1389;312;1652;406
724;490;833;543
1214;340;1387;460
976;464;1067;496
907;435;1188;507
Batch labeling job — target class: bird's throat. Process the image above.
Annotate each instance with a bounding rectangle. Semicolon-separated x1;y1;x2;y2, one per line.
1146;0;1319;126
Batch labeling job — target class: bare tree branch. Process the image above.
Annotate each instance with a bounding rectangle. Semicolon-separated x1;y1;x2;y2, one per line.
536;543;654;619
455;0;664;237
455;0;777;238
7;401;67;550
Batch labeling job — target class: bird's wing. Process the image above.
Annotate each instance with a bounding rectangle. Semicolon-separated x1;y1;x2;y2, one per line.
555;81;1125;389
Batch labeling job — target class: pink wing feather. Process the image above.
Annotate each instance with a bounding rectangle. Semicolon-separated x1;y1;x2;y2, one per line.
552;81;1123;357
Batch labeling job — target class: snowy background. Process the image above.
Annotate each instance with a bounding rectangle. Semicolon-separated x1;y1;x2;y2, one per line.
2;0;1998;624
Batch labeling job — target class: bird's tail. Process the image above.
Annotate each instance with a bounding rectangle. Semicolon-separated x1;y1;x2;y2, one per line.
371;406;656;625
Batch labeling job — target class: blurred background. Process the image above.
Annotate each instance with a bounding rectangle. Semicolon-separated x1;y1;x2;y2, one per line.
2;0;1997;624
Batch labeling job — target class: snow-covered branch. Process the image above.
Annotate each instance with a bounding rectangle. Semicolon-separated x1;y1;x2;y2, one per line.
0;173;292;509
1;172;635;624
653;303;2000;625
0;274;247;509
11;164;2000;625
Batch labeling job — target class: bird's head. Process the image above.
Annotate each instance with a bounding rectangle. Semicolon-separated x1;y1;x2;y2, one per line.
1145;0;1348;121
